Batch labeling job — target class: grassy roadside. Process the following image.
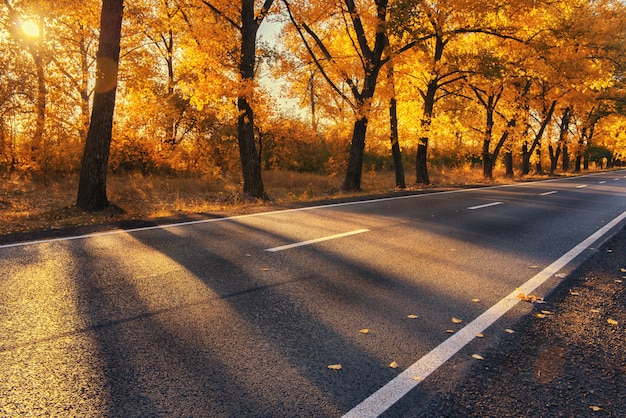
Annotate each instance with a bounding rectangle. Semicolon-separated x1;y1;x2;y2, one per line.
0;167;569;236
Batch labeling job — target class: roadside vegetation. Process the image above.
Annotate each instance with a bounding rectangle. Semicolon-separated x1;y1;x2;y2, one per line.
0;165;610;236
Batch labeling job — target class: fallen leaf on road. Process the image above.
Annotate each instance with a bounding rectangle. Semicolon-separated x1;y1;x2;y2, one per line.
476;333;484;338
541;310;555;315
504;329;515;334
569;290;580;296
327;364;342;371
616;279;623;284
451;317;463;324
472;354;485;360
554;273;567;278
590;309;600;313
407;314;418;319
535;313;546;318
446;329;455;333
472;298;480;303
412;376;422;381
620;268;626;273
358;329;370;334
607;319;619;325
518;293;540;302
389;361;398;369
606;249;613;253
589;406;603;411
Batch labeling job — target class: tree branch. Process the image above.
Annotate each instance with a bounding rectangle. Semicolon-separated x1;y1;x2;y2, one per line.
256;0;275;25
281;0;356;108
202;1;240;30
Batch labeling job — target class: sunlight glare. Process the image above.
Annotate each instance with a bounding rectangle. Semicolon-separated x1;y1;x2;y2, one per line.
21;21;39;37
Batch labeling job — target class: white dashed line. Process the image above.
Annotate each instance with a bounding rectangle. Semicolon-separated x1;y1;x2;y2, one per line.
540;191;558;196
265;229;370;252
467;202;504;210
576;184;588;188
599;181;607;184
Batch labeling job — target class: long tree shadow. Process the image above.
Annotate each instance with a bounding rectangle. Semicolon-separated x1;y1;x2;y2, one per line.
52;181;626;416
62;209;522;417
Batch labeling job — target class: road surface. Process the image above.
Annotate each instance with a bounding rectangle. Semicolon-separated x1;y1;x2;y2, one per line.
1;171;625;417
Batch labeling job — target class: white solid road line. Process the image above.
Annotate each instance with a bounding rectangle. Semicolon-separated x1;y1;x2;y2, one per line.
467;201;504;210
1;171;624;250
343;210;626;418
540;191;558;196
265;229;370;252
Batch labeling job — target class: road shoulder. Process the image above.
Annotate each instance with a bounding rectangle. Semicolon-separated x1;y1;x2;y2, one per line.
408;225;626;417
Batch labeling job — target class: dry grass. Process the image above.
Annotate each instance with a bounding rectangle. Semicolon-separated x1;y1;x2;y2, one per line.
0;166;569;236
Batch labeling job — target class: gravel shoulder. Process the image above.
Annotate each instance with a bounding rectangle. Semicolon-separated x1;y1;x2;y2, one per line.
410;225;626;417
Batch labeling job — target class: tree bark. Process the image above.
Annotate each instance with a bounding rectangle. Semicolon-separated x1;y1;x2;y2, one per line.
504;151;514;177
416;77;437;185
238;0;266;199
76;0;124;211
416;140;429;185
342;116;368;191
549;144;561;174
522;142;530;175
388;65;405;188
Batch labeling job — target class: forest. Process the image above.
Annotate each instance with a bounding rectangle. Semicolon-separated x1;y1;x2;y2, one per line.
1;0;625;211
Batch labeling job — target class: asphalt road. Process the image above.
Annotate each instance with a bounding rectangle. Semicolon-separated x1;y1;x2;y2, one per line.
1;171;625;417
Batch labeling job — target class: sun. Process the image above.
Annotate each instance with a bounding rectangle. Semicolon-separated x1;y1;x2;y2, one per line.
21;21;40;37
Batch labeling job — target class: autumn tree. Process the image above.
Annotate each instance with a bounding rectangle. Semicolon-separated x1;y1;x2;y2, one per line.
76;0;124;211
283;0;394;191
197;0;275;199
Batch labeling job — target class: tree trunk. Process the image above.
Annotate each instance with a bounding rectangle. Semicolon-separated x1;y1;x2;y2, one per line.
562;145;569;171
522;142;530;175
504;151;514;177
342;116;368;191
535;148;543;174
76;0;124;211
549;144;561;174
476;89;501;180
522;100;556;175
575;155;582;172
340;0;388;191
33;53;46;169
416;78;437;185
416;139;429;185
483;141;493;179
388;65;405;188
79;31;91;142
551;106;570;175
482;108;493;178
238;0;266;199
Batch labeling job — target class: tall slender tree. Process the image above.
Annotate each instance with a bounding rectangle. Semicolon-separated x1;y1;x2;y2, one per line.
201;0;275;199
283;0;391;191
76;0;124;211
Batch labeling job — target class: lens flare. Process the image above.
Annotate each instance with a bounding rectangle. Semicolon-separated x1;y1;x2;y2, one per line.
21;21;40;37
